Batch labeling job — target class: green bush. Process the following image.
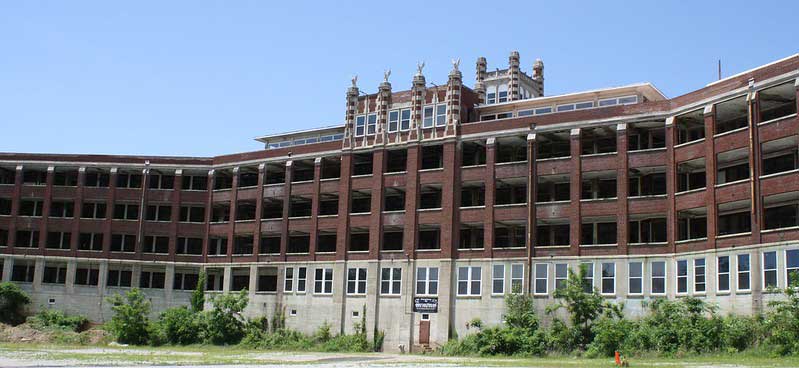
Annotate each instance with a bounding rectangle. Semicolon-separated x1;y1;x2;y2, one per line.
158;306;200;345
106;288;151;345
0;282;30;325
28;309;88;332
191;270;206;313
763;274;799;355
202;290;249;345
547;266;613;351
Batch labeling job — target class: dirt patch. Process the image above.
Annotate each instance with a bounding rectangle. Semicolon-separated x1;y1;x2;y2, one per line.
0;322;109;345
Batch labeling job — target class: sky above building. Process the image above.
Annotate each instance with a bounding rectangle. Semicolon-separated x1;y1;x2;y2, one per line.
1;0;796;157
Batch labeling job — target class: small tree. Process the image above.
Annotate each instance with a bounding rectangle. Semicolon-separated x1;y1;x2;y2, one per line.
0;282;31;325
547;267;607;350
106;288;151;345
158;306;200;345
203;289;249;345
191;270;206;313
765;273;799;355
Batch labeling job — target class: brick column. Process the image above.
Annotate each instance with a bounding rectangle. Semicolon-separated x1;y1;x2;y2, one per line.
7;165;23;251
102;168;118;257
703;105;718;249
281;162;293;260
169;170;182;261
226;167;239;259
39;166;55;251
665;118;677;252
403;146;420;258
202;170;215;262
136;167;150;257
616;124;629;254
70;167;85;256
526;133;537;294
254;163;266;257
483;138;496;258
569;129;582;255
369;150;385;257
748;91;762;244
441;141;459;258
308;159;321;258
336;154;352;260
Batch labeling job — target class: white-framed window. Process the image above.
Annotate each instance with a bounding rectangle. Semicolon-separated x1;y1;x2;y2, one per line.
601;262;615;295
676;259;688;294
533;263;547;295
492;264;505;295
629;261;643;295
314;268;333;295
511;263;524;293
457;266;481;296
486;91;496;104
355;115;366;137
787;249;799;287
651;261;666;295
498;90;508;103
142;235;169;254
388;109;412;133
388;110;399;133
737;254;751;292
284;267;294;292
367;113;377;135
416;267;439;296
763;251;777;289
694;258;706;293
296;267;307;293
422;104;446;128
555;263;568;291
400;108;411;131
581;262;594;293
718;256;731;292
347;267;367;295
381;267;402;295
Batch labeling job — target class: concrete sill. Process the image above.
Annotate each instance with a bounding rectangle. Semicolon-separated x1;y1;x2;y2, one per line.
495;247;526;250
496;161;527;166
213;188;232;192
384;171;407;176
111;219;137;222
760;168;799;180
674;138;705;149
286;252;310;255
235;219;257;223
629;242;668;246
317;214;338;218
182;189;209;192
255;292;278;295
209;222;229;225
580;152;617;158
290;180;313;185
146;220;172;223
459;206;485;210
676;238;708;244
347;251;369;254
110;251;136;254
458;248;485;251
418;208;442;212
379;294;401;298
455;295;482;299
315;252;335;255
580;197;617;203
208;254;227;257
628;194;668;200
346;294;367;297
320;177;340;182
536;200;570;206
716;232;752;239
713;126;748;138
579;244;618;248
461;164;487;169
535;245;570;249
758;113;797;126
380;250;404;253
536;156;570;162
178;221;205;224
350;212;371;216
416;248;441;252
676;187;706;196
715;179;748;188
382;210;406;214
629;147;667;154
418;168;444;173
287;216;311;220
351;174;373;179
238;185;258;189
494;203;526;208
264;182;286;187
762;226;799;234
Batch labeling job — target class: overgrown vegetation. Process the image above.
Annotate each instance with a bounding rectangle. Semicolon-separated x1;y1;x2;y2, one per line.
0;282;31;325
443;268;799;358
27;309;88;332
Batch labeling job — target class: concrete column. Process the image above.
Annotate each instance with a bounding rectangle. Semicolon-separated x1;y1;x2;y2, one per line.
222;266;232;293
569;129;582;256
38;166;55;251
404;146;420;258
131;263;142;289
365;260;379;340
332;262;346;334
2;257;14;282
483;138;496;258
336;154;353;260
526;133;537;293
703;105;718;249
98;260;108;295
164;264;175;303
369;150;386;257
747;90;762;245
32;258;45;291
616;124;629;254
436;260;453;344
665;118;677;252
248;265;258;295
65;259;77;294
751;250;763;314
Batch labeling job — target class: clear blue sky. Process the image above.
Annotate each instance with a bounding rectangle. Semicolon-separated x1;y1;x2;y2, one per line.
1;1;796;157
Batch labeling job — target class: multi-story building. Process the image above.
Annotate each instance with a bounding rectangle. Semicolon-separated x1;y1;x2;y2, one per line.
1;51;798;351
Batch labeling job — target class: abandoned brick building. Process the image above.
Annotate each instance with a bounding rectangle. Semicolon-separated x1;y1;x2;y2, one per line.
1;51;798;351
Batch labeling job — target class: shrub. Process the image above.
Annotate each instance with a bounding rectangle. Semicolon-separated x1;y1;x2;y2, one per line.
313;321;332;343
202;290;248;345
28;309;88;332
158;306;200;345
106;288;151;345
191;270;206;313
763;274;799;355
0;282;30;325
586;315;634;358
547;267;611;350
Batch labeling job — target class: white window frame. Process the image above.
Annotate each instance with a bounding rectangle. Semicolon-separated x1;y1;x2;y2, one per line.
555;263;568;291
581;262;594;293
787;249;799;288
284;267;294;293
388;110;399;133
314;267;333;295
651;261;666;295
399;108;411;131
415;267;439;296
510;263;524;293
718;256;731;293
457;266;482;296
346;267;367;295
736;253;751;292
366;113;377;135
435;104;447;126
296;267;307;293
628;261;643;295
600;262;615;295
694;258;706;294
492;264;505;295
355;115;366;137
486;91;496;105
763;251;778;289
532;263;548;295
676;259;689;294
380;267;402;295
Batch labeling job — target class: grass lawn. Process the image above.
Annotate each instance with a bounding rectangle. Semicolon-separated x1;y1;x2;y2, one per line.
0;343;798;367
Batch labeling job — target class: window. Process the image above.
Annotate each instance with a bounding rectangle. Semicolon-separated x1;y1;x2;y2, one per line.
400;109;411;131
581;262;594;293
381;267;402;295
388;110;399;132
498;90;508;103
534;263;548;295
0;198;11;215
143;236;169;254
15;230;39;248
694;258;706;293
314;268;333;294
11;263;35;282
110;234;136;253
486;91;496;104
81;202;107;219
140;271;166;289
78;233;103;251
651;261;666;295
457;266;481;296
208;237;227;256
107;269;132;287
75;267;99;286
347;267;367;295
182;175;208;191
511;264;524;293
176;237;203;255
787;249;799;287
22;170;47;185
84;171;110;187
601;262;615;295
117;172;143;188
423;104;446;128
146;205;172;222
629;262;643;295
718;256;730;292
737;254;751;291
46;232;72;250
43;265;67;284
416;267;439;295
284;267;294;292
173;272;199;290
677;260;688;294
179;206;206;223
355;115;366;137
19;200;44;217
53;170;78;186
113;204;138;220
49;201;74;218
555;263;568;291
296;267;307;293
492;264;505;294
149;174;174;190
366;113;377;135
763;251;777;289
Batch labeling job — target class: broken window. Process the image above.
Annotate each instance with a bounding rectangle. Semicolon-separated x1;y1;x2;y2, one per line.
233;235;254;255
537;131;571;159
46;231;72;250
496;178;527;205
213;170;234;190
11;261;35;282
717;148;750;184
676;109;705;144
19;199;44;217
75;265;100;286
581;171;617;199
462;141;487;166
238;166;259;187
317;231;337;253
418;226;440;250
715;96;748;134
352;153;373;176
292;160;314;182
761;135;798;175
181;173;208;191
318;194;339;216
536;221;570;247
53;169;78;186
677;158;706;192
421;145;444;169
628;121;666;151
461;182;485;207
459;223;484;249
50;200;75;218
629;217;667;243
351;190;371;214
84;169;110;188
581;220;617;245
288;196;312;217
211;203;230;222
628;167;666;196
261;199;283;219
0;168;15;185
117;171;143;189
496;136;528;163
349;229;369;252
43;263;67;284
419;185;442;209
257;267;278;292
142;235;169;254
495;222;526;248
259;235;281;254
230;268;249;291
678;207;707;241
717;201;751;236
148;172;175;190
320;157;341;179
581;127;617;155
288;233;310;253
110;234;136;253
537;175;570;202
763;192;799;230
383;188;406;212
146;204;172;222
179;206;206;223
264;163;286;185
22;169;47;185
759;82;797;122
205;268;225;291
173;269;200;290
382;227;403;251
385;149;408;173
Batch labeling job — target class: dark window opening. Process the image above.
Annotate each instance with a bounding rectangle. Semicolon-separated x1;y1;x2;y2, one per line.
317;232;337;253
265;164;286;185
496;182;527;205
764;203;799;230
629;218;667;243
211;203;230;222
181;174;208;191
112;203;137;220
351;191;371;214
384;189;406;212
0;198;11;215
715;96;748;135
353;153;373;176
677;159;707;192
50;201;75;218
15;230;39;248
495;223;526;248
759;82;797;122
292;161;315;182
537;132;571;159
257;268;278;292
763;152;798;175
581;129;617;155
628;123;666;151
385;150;408;173
238;168;259;187
262;200;283;219
536;223;570;246
461;184;485;207
259;235;281;254
421;145;444;169
459;224;484;249
148;174;175;190
418;228;440;250
718;211;751;236
676;110;705;144
320;157;341;180
110;234;136;253
717;162;749;184
319;195;339;216
581;175;617;199
496;138;527;163
536;179;570;202
462;141;487;166
22;170;47;185
207;237;227;255
628;170;666;196
53;170;79;186
581;222;617;245
146;204;172;222
117;172;143;189
288;234;310;253
214;171;233;190
382;230;403;251
289;197;312;217
0;168;16;185
234;235;254;255
419;186;442;209
231;271;249;291
143;236;169;254
349;231;369;252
